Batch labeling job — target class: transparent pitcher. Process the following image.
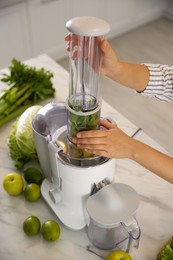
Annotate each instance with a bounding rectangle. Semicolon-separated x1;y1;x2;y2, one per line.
86;183;141;252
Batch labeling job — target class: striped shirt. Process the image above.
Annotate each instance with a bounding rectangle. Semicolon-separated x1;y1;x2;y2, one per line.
141;64;173;102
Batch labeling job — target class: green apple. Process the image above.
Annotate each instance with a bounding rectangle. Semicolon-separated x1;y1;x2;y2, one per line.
3;172;24;196
106;250;132;260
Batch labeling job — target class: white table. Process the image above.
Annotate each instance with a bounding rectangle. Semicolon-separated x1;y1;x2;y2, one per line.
0;54;173;260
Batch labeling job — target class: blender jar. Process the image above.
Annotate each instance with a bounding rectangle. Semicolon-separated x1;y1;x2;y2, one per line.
66;16;110;156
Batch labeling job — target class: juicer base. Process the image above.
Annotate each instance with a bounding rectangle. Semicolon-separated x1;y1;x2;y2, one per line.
41;178;86;230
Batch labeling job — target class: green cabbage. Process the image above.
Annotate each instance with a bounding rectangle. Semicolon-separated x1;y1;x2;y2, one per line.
7;105;42;169
157;237;173;260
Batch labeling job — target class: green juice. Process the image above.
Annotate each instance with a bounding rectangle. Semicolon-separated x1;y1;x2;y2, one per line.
67;103;100;158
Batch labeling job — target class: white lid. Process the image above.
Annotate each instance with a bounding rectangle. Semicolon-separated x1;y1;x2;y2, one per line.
86;183;140;228
66;16;110;36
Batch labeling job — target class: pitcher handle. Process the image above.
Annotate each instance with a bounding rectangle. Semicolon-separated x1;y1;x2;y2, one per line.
120;217;141;252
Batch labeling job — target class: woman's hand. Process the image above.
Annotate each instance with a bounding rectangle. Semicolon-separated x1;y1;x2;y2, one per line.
72;119;135;159
65;34;119;77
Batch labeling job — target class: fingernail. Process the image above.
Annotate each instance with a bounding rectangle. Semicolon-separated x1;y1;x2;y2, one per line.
72;137;77;143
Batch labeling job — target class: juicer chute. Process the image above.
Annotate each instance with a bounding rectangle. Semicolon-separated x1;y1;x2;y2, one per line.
66;16;110;113
32;102;67;182
66;16;111;148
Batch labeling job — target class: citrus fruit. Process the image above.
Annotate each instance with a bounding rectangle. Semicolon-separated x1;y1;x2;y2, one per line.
3;172;24;196
106;250;132;260
24;183;41;201
41;220;60;242
24;167;43;185
23;216;41;236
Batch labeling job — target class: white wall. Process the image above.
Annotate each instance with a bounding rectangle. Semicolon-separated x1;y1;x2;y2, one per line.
0;0;170;69
165;0;173;19
104;0;167;39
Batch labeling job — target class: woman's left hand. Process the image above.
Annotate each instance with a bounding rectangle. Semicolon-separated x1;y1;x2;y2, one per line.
72;119;135;159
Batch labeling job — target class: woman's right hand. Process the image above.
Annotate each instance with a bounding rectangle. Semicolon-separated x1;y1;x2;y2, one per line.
99;39;120;77
65;34;119;77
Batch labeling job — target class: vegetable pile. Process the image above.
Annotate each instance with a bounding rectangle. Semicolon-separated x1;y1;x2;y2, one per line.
7;105;42;170
68;107;99;158
0;58;55;127
68;109;99;138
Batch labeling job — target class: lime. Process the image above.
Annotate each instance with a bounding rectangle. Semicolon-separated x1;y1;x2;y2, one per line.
24;167;43;185
106;250;132;260
23;216;41;236
41;220;60;242
24;183;41;202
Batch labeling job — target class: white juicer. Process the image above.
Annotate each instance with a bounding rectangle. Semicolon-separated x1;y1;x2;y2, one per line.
32;17;116;230
32;17;141;253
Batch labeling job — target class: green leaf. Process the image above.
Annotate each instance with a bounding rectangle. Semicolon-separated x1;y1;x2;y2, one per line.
158;238;173;260
0;58;55;127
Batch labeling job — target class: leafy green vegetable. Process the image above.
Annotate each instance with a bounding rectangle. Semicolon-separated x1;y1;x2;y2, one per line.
68;141;93;159
0;58;55;127
68;109;100;138
67;105;100;158
7;105;42;169
157;237;173;260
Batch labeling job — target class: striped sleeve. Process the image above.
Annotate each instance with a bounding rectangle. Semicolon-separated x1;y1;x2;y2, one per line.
140;63;173;102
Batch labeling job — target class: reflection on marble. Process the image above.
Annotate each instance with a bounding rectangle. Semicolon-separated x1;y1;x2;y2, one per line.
0;54;173;260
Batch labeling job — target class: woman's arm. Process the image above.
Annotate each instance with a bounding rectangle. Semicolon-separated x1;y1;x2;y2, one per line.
99;39;150;92
100;40;173;100
65;35;150;92
131;138;173;184
66;35;173;98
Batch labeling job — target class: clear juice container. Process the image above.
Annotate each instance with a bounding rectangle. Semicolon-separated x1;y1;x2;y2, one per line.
66;16;110;112
66;16;110;157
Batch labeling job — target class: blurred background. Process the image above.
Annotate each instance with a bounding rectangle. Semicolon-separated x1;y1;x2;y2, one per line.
1;0;173;69
1;0;173;153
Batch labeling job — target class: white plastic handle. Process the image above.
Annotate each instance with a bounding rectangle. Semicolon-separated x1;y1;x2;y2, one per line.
48;140;62;189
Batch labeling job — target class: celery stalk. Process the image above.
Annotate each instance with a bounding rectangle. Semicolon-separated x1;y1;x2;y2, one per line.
0;105;31;127
0;58;55;127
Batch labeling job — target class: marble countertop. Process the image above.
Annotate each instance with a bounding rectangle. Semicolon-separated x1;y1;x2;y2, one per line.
0;54;173;260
